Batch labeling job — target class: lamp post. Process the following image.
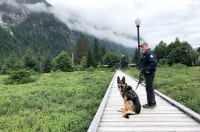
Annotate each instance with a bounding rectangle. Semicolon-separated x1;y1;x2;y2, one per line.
135;18;141;69
121;54;125;69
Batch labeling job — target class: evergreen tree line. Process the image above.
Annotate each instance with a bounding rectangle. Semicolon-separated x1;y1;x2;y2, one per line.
154;37;199;66
132;37;200;66
0;25;129;84
76;35;131;69
74;35;128;68
0;35;127;76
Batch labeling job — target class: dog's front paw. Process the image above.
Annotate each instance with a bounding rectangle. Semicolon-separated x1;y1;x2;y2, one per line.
117;107;126;113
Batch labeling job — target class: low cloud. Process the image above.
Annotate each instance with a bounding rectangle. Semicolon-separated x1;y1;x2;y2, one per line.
24;2;49;13
2;0;200;48
23;0;138;47
47;0;200;48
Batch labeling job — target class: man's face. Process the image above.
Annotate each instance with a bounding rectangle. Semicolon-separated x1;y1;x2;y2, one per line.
140;45;148;53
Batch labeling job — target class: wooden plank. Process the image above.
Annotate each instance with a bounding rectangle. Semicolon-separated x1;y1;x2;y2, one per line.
98;126;200;132
101;117;195;122
104;107;180;111
103;110;184;114
99;121;200;127
102;114;189;118
155;90;200;123
106;103;173;106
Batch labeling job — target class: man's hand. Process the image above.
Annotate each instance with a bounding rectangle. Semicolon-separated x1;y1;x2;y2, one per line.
141;69;151;74
146;70;151;74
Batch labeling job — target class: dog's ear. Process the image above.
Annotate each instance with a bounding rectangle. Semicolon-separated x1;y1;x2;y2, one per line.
117;76;120;83
122;76;125;84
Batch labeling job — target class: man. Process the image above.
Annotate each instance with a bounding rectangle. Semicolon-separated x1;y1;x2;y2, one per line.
140;42;157;108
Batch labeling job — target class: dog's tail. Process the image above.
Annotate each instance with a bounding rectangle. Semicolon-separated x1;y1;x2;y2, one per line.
123;111;136;119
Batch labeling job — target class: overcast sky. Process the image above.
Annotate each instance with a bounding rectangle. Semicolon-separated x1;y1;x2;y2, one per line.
45;0;200;48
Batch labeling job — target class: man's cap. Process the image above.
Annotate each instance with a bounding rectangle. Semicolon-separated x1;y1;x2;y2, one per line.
139;42;148;47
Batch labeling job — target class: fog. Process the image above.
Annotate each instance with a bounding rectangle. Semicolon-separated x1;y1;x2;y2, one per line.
1;0;200;48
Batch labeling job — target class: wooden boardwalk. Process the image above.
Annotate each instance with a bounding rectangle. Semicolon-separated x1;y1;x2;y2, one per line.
88;70;200;132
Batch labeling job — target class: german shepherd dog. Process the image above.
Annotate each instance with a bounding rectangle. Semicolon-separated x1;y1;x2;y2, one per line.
117;76;141;118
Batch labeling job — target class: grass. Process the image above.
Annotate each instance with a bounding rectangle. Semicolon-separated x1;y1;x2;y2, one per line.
126;65;200;114
0;69;114;132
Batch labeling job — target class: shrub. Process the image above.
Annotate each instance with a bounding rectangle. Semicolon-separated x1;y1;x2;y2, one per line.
23;52;41;72
171;63;187;69
86;67;95;72
73;65;84;71
53;51;73;72
5;69;37;84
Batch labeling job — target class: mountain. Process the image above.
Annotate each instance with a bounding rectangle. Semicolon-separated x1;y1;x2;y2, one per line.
15;0;50;4
0;0;134;61
0;2;27;25
0;0;50;25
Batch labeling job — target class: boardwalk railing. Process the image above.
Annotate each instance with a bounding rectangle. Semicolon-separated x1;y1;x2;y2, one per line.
126;72;200;123
87;72;117;132
155;90;200;123
88;70;200;132
127;72;200;123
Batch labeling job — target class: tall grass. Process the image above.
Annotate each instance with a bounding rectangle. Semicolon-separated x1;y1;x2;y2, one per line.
0;69;113;132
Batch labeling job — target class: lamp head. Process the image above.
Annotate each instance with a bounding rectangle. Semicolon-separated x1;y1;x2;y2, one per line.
135;18;141;27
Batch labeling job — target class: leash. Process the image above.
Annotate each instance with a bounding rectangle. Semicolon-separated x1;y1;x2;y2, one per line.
135;73;144;91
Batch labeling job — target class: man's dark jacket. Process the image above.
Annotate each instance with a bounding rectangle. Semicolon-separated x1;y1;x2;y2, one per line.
140;49;157;74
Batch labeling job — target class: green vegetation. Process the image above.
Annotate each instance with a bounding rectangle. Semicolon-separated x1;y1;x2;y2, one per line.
5;69;38;84
154;38;199;66
0;12;132;69
1;25;127;74
0;69;113;131
52;51;73;72
126;65;200;114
